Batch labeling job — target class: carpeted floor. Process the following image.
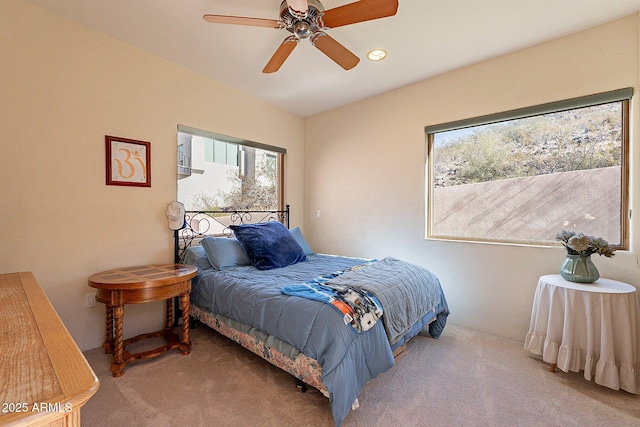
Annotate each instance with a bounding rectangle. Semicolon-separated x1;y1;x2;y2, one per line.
82;324;640;426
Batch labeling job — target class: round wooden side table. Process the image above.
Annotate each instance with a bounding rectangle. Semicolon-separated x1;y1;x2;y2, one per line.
88;263;197;377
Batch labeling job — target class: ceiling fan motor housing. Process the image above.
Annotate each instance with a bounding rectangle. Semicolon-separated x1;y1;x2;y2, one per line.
280;0;326;39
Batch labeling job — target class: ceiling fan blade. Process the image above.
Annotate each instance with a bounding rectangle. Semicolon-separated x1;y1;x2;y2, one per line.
312;33;360;70
322;0;399;28
263;37;298;73
286;0;309;15
203;14;282;29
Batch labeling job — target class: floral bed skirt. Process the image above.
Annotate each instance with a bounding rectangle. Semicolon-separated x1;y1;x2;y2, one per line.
190;303;329;397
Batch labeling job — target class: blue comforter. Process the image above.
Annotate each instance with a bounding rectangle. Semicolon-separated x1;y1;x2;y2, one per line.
190;254;448;426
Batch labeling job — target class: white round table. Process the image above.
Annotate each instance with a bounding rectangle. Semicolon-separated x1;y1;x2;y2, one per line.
524;274;640;393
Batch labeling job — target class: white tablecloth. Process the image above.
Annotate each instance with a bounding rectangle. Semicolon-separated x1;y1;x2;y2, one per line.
524;274;640;393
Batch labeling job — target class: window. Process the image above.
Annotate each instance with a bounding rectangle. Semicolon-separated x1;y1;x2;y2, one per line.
177;125;285;212
426;89;631;248
203;139;239;167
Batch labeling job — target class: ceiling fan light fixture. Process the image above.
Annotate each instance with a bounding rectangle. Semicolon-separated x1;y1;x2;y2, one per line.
367;49;387;61
293;21;312;39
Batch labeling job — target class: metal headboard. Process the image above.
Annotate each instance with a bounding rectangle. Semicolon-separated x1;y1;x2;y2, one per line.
174;205;290;263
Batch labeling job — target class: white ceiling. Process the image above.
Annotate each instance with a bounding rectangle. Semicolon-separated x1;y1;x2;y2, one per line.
26;0;640;117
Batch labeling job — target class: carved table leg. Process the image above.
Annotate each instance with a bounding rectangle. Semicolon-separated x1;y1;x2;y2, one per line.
103;304;114;354
165;298;174;329
180;291;191;355
111;305;126;377
550;363;556;373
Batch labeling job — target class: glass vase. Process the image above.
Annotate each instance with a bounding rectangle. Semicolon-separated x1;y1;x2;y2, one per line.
559;254;599;283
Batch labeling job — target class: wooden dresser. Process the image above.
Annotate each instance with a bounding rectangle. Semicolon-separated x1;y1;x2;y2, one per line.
0;272;99;426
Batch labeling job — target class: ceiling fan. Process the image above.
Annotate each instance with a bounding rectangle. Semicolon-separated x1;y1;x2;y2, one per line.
203;0;399;73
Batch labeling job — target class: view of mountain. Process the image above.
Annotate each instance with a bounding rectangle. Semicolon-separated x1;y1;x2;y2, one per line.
432;103;622;188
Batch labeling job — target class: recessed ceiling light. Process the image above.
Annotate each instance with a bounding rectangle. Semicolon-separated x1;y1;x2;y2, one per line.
367;49;387;62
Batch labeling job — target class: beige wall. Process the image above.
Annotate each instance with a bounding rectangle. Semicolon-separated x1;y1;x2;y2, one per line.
304;14;640;341
0;1;304;351
3;0;639;351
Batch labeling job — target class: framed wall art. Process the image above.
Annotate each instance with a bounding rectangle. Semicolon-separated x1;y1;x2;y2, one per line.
105;135;151;187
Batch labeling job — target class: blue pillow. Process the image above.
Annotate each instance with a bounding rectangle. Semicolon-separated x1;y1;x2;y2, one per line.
231;222;306;270
289;227;313;255
182;245;212;269
201;236;250;270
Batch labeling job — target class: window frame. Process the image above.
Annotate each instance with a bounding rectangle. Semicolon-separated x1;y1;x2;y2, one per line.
425;89;631;249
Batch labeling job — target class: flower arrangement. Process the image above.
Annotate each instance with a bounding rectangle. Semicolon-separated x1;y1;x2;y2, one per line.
556;230;616;258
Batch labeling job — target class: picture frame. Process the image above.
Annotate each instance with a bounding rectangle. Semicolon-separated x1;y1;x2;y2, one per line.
105;135;151;187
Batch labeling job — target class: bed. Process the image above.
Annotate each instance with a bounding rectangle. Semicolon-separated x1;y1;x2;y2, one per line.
175;207;449;426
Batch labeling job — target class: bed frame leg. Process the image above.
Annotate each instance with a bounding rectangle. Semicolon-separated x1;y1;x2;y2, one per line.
296;379;307;393
189;316;199;329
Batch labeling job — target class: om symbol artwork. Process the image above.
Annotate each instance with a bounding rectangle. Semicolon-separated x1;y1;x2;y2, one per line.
114;146;146;180
106;136;151;187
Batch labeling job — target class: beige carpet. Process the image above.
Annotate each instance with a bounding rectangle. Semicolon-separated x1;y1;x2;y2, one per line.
82;324;640;426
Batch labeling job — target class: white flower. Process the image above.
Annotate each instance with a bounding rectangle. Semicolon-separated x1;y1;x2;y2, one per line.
555;230;616;258
567;234;591;252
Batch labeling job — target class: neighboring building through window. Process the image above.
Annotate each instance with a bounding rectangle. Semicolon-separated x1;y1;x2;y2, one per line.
426;89;631;248
204;139;239;167
177;125;285;212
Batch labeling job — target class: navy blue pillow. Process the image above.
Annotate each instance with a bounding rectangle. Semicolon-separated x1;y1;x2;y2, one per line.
231;222;306;270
